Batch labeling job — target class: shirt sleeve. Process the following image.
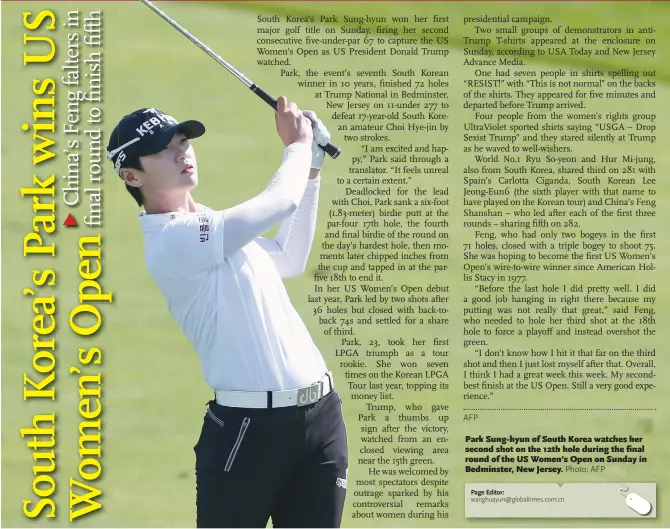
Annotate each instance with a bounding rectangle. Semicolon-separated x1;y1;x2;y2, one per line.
156;142;312;278
254;177;320;278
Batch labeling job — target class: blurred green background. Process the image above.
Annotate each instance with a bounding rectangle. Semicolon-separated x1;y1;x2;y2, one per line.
2;1;669;527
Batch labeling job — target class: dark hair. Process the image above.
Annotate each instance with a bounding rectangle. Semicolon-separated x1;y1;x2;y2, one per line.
122;157;144;207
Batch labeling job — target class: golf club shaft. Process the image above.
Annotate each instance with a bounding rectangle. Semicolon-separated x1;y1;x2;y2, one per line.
140;0;341;159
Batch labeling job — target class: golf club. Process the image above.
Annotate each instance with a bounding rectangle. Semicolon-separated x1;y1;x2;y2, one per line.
139;0;341;159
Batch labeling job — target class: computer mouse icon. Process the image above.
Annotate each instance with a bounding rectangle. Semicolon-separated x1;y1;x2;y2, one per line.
625;492;652;516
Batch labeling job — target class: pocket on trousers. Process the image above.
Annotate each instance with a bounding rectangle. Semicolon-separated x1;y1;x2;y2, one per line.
224;417;251;472
206;407;225;428
193;407;224;453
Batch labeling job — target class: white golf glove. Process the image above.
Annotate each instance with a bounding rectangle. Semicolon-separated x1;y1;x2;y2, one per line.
303;110;330;170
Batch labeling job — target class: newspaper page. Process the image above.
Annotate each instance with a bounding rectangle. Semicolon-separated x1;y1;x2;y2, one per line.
1;0;667;527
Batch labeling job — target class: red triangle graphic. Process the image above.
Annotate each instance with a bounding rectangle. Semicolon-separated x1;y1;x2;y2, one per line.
64;213;78;227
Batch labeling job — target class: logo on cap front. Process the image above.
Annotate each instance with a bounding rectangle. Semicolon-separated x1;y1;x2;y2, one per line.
107;108;181;173
136;109;179;136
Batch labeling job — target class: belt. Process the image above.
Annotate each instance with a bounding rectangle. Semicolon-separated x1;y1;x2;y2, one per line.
215;372;334;409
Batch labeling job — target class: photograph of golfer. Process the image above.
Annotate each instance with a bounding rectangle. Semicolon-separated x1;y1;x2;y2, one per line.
106;97;348;528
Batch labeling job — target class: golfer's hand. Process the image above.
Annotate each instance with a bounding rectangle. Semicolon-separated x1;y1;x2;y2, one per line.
275;96;312;147
303;110;330;170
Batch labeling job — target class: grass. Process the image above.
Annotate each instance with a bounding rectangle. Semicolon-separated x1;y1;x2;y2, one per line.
2;1;669;527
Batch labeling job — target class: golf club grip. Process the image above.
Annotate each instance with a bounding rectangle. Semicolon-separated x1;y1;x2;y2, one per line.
250;85;342;160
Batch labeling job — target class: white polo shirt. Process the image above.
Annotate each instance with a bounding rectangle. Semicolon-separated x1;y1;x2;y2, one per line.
138;143;328;392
